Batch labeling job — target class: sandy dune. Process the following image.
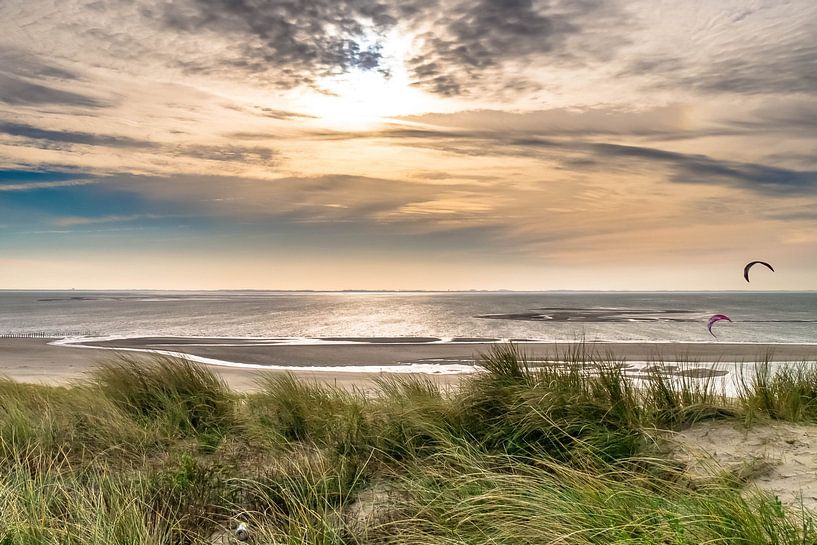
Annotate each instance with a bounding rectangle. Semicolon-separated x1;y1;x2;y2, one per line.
673;420;817;512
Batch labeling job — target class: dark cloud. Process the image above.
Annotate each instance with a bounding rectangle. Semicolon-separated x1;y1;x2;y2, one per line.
528;139;817;195
517;138;817;195
586;142;817;195
0;122;154;149
155;0;400;88
0;48;107;107
221;103;317;122
0;50;82;82
170;144;276;165
311;124;817;195
0;74;106;108
259;108;317;120
0;123;277;165
147;0;625;96
406;0;626;96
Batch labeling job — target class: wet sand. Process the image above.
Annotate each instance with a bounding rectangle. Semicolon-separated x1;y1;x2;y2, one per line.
76;336;817;367
1;337;817;392
0;338;468;392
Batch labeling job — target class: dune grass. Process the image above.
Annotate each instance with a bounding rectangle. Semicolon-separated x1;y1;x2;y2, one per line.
738;357;817;422
1;344;817;543
94;354;234;438
377;444;814;545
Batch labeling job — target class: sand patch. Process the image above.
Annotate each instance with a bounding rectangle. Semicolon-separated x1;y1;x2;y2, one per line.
672;420;817;512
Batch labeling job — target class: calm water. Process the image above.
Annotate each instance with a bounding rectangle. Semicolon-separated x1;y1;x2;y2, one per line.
1;291;817;344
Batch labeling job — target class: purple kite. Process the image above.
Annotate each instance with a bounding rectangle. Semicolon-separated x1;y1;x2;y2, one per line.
707;314;732;337
744;260;774;282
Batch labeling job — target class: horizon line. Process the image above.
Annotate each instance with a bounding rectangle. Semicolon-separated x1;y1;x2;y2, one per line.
1;288;815;294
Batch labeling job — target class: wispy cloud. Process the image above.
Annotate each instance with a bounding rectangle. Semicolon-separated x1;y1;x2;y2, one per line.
168;144;276;165
0;74;107;107
308;123;817;196
393;105;699;137
0;122;153;149
619;2;817;97
0;178;99;192
51;214;164;227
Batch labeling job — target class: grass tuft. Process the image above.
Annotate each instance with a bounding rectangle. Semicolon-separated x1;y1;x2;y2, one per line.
94;354;234;437
247;373;369;456
642;362;736;428
739;358;817;422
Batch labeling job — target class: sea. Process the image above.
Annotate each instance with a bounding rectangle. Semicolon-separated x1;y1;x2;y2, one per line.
1;291;817;344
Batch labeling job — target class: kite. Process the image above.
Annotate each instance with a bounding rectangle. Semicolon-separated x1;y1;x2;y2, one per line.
707;314;732;337
744;261;774;282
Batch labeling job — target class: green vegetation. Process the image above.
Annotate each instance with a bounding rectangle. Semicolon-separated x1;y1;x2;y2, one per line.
739;357;817;422
1;345;817;543
95;355;234;437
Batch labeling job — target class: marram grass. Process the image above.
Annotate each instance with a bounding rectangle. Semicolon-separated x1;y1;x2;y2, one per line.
1;344;816;543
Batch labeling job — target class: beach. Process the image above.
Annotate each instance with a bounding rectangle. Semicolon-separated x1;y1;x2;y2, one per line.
6;335;817;519
2;336;816;391
0;338;469;391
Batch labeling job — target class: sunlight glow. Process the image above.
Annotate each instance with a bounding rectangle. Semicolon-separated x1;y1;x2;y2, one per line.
294;30;440;129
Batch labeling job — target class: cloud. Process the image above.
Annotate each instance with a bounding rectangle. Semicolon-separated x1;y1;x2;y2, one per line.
0;178;99;192
731;100;817;136
406;0;627;96
620;2;817;97
629;44;817;98
0;169;98;191
690;40;817;96
0;74;107;108
0;169;516;254
0;122;154;149
132;173;470;221
0;49;106;108
154;0;401;88
763;209;817;222
143;0;628;97
312;124;817;195
257;108;317;120
586;143;817;195
168;144;277;165
394;105;698;137
529;139;817;195
0;123;277;166
130;0;817;106
1;164;499;228
51;214;162;227
0;49;82;82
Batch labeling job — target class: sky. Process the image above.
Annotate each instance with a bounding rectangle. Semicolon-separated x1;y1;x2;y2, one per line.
0;0;816;290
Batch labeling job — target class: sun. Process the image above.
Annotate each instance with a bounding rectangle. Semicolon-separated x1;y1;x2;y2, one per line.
294;30;440;130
